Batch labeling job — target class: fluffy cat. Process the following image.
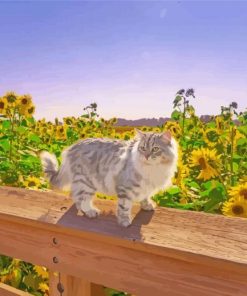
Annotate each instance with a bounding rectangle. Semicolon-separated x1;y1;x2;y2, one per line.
40;129;178;227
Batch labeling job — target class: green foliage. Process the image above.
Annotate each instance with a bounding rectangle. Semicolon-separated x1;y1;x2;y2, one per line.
0;89;246;296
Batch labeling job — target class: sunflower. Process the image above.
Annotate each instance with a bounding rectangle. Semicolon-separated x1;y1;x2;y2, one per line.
164;121;182;138
3;91;17;107
63;116;76;126
203;128;220;147
23;176;41;189
38;282;49;293
55;125;67;140
229;183;247;202
189;148;220;181
0;97;8;115
34;266;49;279
17;94;33;115
22;104;35;118
222;199;247;218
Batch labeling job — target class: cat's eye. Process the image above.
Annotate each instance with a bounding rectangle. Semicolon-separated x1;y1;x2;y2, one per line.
140;146;146;151
152;147;159;152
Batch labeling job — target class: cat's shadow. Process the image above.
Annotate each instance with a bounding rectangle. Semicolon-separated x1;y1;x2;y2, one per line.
56;203;154;242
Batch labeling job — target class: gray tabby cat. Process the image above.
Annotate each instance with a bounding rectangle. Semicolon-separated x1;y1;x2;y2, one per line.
40;129;178;227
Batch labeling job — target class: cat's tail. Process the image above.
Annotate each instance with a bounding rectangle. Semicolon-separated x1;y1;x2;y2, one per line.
40;150;71;190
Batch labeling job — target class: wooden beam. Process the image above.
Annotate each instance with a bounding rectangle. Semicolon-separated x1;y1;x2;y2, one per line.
49;271;105;296
0;283;32;296
0;186;247;296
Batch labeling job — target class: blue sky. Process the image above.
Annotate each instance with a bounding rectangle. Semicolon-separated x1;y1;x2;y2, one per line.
0;1;246;120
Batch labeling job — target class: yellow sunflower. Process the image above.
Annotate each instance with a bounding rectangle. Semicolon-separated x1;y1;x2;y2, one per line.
17;94;33;115
222;199;247;218
0;97;8;115
164;121;182;138
203;128;221;147
229;183;247;202
38;282;49;293
25;104;36;118
63;116;76;125
34;266;49;279
189;148;220;181
23;176;41;189
3;91;17;107
55;125;67;140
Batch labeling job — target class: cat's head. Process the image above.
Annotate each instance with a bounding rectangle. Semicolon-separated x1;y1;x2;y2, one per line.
135;129;177;165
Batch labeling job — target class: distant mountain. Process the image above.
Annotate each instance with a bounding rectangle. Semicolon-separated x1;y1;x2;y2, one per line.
115;117;170;127
114;115;223;126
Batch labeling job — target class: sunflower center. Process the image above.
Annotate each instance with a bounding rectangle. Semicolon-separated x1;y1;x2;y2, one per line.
0;102;5;109
198;157;207;169
28;107;34;114
28;181;36;187
22;98;28;105
232;205;244;215
240;189;247;200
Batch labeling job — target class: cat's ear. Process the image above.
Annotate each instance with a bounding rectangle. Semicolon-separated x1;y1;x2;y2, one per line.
160;131;172;143
135;128;145;139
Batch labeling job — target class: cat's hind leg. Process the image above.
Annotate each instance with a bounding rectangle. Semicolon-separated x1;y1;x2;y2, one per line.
116;187;133;227
71;178;100;218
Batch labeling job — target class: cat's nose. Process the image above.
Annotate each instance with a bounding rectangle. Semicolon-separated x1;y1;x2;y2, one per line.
144;153;150;160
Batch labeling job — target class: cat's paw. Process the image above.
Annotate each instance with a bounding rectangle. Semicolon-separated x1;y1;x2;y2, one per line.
118;217;132;227
84;208;101;218
141;200;156;211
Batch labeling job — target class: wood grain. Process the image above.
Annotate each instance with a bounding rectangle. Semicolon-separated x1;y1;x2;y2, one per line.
0;283;32;296
49;271;105;296
0;186;247;296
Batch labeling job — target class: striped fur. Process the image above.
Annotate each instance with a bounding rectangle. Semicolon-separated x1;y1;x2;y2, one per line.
40;130;178;226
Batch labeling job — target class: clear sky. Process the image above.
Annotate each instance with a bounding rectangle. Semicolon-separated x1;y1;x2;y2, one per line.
0;1;246;121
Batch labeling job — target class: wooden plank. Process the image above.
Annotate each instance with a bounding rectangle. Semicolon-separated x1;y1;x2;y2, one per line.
49;271;92;296
0;283;32;296
0;186;247;296
0;186;247;265
91;283;105;296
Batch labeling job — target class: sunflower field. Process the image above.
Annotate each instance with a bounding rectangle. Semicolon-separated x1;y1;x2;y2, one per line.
0;89;246;296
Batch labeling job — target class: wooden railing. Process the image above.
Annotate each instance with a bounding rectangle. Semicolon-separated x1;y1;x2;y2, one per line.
0;186;247;296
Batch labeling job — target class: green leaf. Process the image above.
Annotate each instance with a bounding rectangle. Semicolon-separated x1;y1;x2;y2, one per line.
171;110;181;121
10;268;22;288
2;120;11;130
166;186;181;195
204;187;225;212
16;126;27;134
202;181;212;190
233;162;239;173
186;181;200;190
238;126;247;136
23;273;39;290
236;138;247;147
0;139;10;152
28;133;41;143
173;95;182;107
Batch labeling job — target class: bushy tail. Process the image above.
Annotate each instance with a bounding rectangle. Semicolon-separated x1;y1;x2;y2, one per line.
40;151;71;190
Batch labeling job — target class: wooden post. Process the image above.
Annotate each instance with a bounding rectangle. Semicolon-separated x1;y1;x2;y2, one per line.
49;272;105;296
49;271;90;296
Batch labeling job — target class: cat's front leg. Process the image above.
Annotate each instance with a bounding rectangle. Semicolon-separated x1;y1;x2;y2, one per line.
117;191;133;227
140;197;156;211
71;179;100;218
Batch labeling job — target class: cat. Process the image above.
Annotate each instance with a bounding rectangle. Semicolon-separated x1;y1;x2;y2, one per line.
40;129;178;227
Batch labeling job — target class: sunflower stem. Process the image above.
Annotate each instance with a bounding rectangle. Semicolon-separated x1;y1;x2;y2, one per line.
230;126;235;186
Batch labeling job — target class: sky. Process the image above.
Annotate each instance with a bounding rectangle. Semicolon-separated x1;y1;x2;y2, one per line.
0;1;246;121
